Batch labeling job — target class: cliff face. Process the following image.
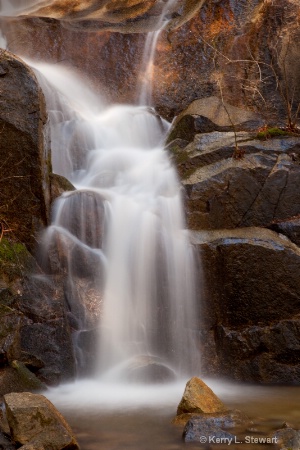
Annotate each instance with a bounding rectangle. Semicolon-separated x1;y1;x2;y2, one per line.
0;51;50;248
1;0;299;122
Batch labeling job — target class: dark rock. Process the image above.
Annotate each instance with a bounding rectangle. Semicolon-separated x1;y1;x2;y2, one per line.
125;355;176;384
50;173;75;204
108;355;177;384
272;427;300;449
183;420;235;443
0;431;15;450
182;409;251;442
175;132;300;230
193;228;300;382
271;218;300;247
0;51;50;249
9;276;76;385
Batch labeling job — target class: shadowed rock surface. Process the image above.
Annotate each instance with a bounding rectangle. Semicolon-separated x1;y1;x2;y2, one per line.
192;227;300;382
0;51;50;249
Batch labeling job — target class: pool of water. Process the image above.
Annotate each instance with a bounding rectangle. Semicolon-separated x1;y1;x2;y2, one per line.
45;378;300;449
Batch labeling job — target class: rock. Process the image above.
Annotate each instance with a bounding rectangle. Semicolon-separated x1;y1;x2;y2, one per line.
10;361;46;391
124;355;176;383
167;96;263;143
183;420;235;444
272;428;300;449
193;228;300;382
0;51;50;249
171;132;300;230
3;0;299;121
4;392;79;450
177;377;226;416
0;431;15;450
49;174;75;204
9;275;76;386
271;218;300;247
182;410;250;443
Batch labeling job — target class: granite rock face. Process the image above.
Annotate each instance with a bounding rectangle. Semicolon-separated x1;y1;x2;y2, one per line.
0;51;50;249
166;76;300;382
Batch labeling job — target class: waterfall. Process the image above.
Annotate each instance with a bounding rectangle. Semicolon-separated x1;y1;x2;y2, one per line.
138;0;177;105
0;0;42;15
2;0;200;384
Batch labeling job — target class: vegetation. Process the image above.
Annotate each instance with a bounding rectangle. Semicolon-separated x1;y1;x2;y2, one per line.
256;126;289;139
0;236;28;281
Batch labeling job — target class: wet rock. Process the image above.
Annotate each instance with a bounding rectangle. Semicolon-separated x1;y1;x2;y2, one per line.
272;427;300;449
0;51;50;249
9;276;76;385
182;410;249;443
184;422;235;444
177;377;226;416
125;355;176;383
193;228;300;382
49;173;75;204
4;392;79;450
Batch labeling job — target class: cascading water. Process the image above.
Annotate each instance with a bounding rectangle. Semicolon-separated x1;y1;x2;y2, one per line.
138;0;178;105
0;0;43;15
30;60;199;382
1;0;200;385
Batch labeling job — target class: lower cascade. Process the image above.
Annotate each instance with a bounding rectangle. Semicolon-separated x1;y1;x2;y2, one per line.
32;62;200;383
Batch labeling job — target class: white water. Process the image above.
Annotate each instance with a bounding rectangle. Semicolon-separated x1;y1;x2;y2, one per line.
139;0;177;105
1;0;199;401
0;0;44;15
0;28;6;48
28;59;199;382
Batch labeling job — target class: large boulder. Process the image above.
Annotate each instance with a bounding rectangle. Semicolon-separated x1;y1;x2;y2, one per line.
4;392;79;449
193;228;300;383
167;131;300;230
0;51;50;249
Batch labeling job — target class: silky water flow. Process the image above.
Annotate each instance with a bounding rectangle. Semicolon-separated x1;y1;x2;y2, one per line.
28;59;200;388
0;0;200;409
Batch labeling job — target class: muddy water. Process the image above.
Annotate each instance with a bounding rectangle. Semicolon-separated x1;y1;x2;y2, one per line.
46;379;300;449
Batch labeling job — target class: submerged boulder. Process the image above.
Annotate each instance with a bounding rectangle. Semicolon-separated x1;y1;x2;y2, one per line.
4;392;79;449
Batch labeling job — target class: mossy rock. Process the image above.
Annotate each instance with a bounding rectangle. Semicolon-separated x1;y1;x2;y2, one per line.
0;237;30;282
11;360;46;391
